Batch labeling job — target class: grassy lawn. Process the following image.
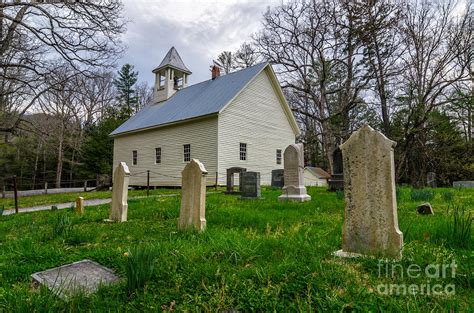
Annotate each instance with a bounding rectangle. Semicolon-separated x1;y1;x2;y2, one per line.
0;188;189;210
0;187;472;311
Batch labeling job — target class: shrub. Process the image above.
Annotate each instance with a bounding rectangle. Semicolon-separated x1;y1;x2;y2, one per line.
410;188;435;202
441;191;455;202
125;244;159;295
434;206;473;249
335;190;344;200
51;213;73;238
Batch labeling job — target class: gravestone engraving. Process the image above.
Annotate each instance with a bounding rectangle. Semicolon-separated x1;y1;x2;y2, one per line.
178;159;208;231
108;162;130;222
334;125;403;259
75;197;84;215
31;259;119;299
240;172;261;199
225;167;247;194
328;147;344;191
278;144;311;202
427;172;436;188
271;169;285;188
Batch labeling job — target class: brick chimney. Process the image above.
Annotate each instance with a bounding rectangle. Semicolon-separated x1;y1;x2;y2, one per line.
211;66;220;80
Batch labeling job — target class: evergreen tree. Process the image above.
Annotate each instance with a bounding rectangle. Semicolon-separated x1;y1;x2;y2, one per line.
114;64;139;118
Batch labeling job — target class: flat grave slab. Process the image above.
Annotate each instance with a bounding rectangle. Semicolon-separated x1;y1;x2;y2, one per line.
31;259;120;299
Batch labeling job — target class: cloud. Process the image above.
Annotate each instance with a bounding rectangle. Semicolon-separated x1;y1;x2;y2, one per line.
119;0;279;86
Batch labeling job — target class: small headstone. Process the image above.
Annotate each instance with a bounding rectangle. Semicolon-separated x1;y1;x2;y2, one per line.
335;125;403;259
453;181;474;188
328;147;344;191
278;144;311;202
51;205;58;211
178;159;208;231
427;172;436;188
75;197;84;215
271;169;285;188
417;203;434;215
225;167;247;194
240;172;261;199
31;259;119;299
108;162;130;222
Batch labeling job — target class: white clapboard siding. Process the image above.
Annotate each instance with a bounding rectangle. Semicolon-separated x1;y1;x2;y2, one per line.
113;116;218;186
217;68;297;185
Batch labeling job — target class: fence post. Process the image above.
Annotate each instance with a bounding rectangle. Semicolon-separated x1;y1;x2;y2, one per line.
147;170;150;197
44;182;48;195
13;176;18;214
215;172;218;191
84;180;87;192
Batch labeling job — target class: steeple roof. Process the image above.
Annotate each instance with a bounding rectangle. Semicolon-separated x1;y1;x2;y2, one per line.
152;47;192;74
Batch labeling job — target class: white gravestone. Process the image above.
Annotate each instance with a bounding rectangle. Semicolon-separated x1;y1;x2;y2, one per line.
108;162;130;222
178;159;208;231
335;125;403;259
278;143;311;202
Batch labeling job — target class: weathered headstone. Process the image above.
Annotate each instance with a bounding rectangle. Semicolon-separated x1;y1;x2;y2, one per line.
335;125;403;259
271;169;285;188
178;159;208;231
225;167;247;194
75;197;84;215
108;162;130;222
240;172;261;199
453;181;474;188
31;259;119;299
417;203;434;215
278;144;311;202
328;147;344;191
427;172;436;188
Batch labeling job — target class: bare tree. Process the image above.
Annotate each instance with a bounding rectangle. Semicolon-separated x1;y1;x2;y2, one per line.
396;0;472;186
233;43;259;69
0;0;125;138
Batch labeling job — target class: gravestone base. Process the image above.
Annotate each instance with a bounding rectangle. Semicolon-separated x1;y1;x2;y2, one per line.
31;259;120;299
333;249;364;259
278;194;311;202
278;186;311;202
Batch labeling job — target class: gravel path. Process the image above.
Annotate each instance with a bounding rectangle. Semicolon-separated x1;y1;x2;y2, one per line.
2;192;221;216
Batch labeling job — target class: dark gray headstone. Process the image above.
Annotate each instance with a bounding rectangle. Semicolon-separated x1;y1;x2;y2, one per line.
31;259;120;299
225;167;247;194
240;171;261;199
271;169;284;188
417;203;434;215
328;147;344;192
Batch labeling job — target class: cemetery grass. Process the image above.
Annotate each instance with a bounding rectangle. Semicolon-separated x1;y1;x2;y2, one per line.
0;187;472;312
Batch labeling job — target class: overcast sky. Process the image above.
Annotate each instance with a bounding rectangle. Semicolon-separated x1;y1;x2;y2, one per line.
119;0;281;86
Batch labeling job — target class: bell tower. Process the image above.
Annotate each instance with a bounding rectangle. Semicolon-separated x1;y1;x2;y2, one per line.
152;47;192;103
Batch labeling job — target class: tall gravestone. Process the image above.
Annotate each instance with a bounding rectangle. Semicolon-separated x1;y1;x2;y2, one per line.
240;172;261;199
178;159;208;231
427;172;436;188
108;162;130;222
278;144;311;202
271;169;285;188
225;167;247;194
335;125;403;259
328;147;344;191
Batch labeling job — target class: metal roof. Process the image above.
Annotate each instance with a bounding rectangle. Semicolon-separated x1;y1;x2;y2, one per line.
110;62;268;136
305;167;331;179
152;47;192;74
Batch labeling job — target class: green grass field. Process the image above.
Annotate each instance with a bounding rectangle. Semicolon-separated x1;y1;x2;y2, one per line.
0;187;472;311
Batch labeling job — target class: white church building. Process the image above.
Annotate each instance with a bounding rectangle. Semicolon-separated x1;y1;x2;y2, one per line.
111;47;300;186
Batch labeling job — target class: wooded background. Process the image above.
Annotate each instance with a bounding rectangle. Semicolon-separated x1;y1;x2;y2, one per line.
1;0;472;189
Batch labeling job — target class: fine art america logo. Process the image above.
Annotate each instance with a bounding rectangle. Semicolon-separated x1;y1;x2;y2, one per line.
377;260;457;296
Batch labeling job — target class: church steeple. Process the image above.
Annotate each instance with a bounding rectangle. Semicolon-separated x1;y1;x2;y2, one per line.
152;47;191;103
